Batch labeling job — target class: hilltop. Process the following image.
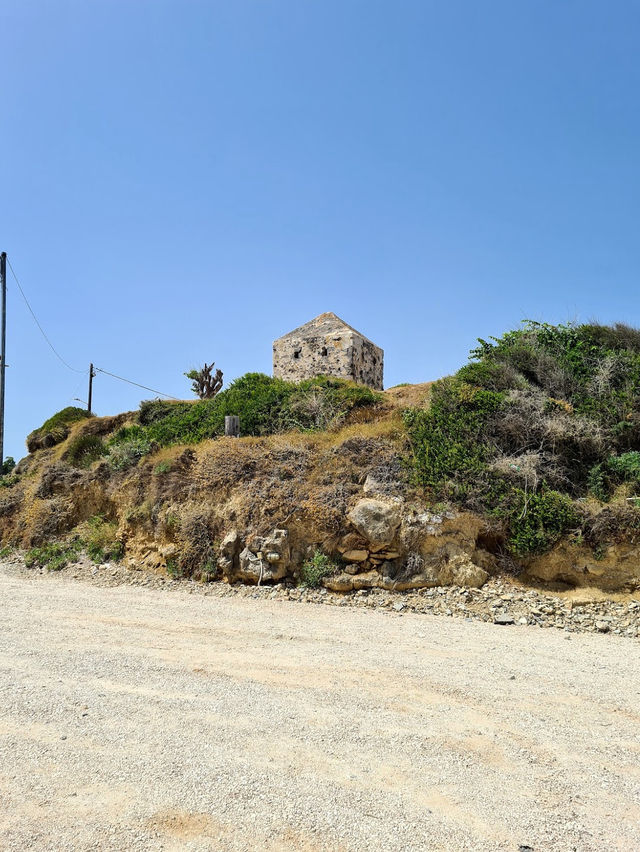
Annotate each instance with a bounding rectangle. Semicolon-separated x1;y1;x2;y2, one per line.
2;321;640;595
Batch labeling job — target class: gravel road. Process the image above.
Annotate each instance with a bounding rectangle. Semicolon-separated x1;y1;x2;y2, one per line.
0;562;639;851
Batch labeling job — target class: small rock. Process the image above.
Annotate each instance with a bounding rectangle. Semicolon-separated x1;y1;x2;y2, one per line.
393;601;405;612
494;614;515;625
595;621;610;633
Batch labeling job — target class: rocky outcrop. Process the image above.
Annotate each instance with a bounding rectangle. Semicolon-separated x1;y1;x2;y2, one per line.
219;529;291;584
522;540;640;592
347;498;401;547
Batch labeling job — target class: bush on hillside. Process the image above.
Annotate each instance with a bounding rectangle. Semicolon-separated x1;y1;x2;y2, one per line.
64;434;108;469
82;515;124;563
587;451;640;502
27;407;93;453
136;374;381;447
107;426;155;471
404;321;640;556
1;457;15;475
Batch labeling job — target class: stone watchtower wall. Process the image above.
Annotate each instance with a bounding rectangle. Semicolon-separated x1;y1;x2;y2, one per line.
273;312;384;390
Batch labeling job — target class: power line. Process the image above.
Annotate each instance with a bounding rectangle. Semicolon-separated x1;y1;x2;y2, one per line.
6;256;85;373
94;367;180;400
5;257;180;403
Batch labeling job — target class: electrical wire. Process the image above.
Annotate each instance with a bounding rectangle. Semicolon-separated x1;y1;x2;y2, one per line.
94;367;180;400
5;257;179;401
6;257;85;373
69;369;90;406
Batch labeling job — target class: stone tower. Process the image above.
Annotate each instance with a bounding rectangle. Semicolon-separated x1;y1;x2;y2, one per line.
273;312;383;390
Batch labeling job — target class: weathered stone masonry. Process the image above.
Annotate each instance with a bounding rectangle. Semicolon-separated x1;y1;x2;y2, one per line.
273;312;384;390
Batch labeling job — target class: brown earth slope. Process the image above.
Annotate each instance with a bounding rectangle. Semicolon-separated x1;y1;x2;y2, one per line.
1;383;639;593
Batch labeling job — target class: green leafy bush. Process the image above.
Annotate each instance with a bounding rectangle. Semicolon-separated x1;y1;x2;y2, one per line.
404;320;640;557
403;379;504;495
137;374;381;447
1;456;15;475
25;540;82;571
299;550;338;587
27;407;93;453
107;426;154;470
506;490;579;556
83;515;124;563
65;434;108;468
588;451;640;501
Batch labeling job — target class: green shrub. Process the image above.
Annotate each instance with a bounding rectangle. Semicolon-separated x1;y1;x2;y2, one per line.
107;426;154;470
588;451;640;501
153;460;172;475
608;451;640;484
25;540;81;571
137;374;381;446
166;558;184;579
83;515;123;563
1;456;15;475
65;434;108;468
27;406;93;453
299;550;338;587
283;377;381;431
506;490;579;556
404;320;640;557
403;378;505;494
139;399;193;426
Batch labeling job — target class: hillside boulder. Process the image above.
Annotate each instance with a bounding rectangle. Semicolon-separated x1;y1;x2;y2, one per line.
348;499;402;547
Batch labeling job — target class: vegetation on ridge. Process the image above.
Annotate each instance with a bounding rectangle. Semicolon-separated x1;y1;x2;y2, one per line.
27;406;93;453
404;321;640;556
8;320;640;580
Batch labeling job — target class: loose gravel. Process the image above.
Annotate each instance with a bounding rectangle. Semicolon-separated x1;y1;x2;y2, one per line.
4;553;639;639
0;558;639;851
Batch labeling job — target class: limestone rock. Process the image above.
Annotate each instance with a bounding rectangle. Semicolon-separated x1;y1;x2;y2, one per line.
348;499;401;547
261;529;290;568
351;570;381;590
343;549;369;562
322;573;356;592
218;530;242;579
237;547;288;584
322;570;380;592
220;530;241;558
451;562;489;588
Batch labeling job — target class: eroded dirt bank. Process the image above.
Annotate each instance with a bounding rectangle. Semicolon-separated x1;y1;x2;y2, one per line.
1;562;639;851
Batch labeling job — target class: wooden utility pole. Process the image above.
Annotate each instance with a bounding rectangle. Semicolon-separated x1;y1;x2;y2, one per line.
0;252;6;468
87;363;96;413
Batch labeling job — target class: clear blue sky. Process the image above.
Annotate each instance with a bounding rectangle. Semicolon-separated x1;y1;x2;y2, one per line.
2;1;638;461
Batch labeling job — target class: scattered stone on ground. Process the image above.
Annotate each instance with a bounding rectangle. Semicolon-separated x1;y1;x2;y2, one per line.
3;554;639;639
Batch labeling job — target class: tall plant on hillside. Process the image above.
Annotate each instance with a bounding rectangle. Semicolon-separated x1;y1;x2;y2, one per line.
185;362;224;400
404;320;640;556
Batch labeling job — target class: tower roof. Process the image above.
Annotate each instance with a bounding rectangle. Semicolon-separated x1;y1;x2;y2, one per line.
276;312;378;347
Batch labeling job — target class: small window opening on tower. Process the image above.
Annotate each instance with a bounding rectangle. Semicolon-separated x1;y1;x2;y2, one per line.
293;348;301;359
321;346;328;356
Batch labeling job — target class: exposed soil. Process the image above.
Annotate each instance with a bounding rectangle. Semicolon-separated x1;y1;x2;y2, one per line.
1;560;639;851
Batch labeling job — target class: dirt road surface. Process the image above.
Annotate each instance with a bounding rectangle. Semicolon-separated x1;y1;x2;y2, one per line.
0;563;639;851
